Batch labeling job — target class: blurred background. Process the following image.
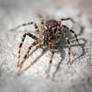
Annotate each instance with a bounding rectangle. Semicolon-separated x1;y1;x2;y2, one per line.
0;0;92;16
0;0;92;33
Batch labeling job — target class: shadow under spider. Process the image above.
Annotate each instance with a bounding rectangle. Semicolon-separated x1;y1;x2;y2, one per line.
78;25;85;36
52;27;87;78
72;38;87;63
29;48;47;67
52;46;65;78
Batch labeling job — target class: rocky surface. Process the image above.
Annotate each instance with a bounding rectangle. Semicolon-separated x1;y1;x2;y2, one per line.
0;0;92;92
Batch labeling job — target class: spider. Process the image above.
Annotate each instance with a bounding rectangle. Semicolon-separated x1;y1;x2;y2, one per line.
12;17;81;77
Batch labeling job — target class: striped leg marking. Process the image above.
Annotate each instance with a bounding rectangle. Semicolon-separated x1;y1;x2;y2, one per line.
61;17;75;23
17;41;38;74
41;18;45;33
18;47;46;75
11;21;40;34
70;30;81;47
17;33;38;67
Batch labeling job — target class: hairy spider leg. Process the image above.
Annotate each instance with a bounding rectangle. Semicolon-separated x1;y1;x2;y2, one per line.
46;49;55;78
61;17;75;23
41;18;45;33
11;21;41;35
17;21;41;66
70;30;81;47
17;33;38;67
17;46;47;75
62;29;72;64
18;40;38;73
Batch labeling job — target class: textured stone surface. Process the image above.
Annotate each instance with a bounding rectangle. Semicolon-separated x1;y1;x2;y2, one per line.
0;0;92;92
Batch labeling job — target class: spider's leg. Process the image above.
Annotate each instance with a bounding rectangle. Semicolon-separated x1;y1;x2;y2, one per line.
62;29;72;64
70;29;81;47
11;21;40;34
36;18;45;46
18;40;38;72
18;46;47;75
41;18;45;33
61;17;75;23
46;49;55;78
17;33;38;67
18;40;38;75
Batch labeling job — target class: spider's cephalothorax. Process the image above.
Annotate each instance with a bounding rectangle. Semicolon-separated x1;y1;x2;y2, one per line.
43;20;62;47
12;17;81;77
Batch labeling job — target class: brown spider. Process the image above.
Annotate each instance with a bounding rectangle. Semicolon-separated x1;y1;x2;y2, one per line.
13;18;81;77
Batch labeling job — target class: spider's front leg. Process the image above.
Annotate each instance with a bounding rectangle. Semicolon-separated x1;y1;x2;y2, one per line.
11;21;41;38
17;33;38;67
46;49;55;78
18;45;47;75
17;40;39;75
61;17;75;23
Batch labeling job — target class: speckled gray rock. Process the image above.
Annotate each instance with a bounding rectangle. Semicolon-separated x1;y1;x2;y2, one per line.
0;1;92;92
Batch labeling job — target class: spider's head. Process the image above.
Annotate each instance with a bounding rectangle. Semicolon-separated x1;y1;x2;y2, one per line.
45;20;60;31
